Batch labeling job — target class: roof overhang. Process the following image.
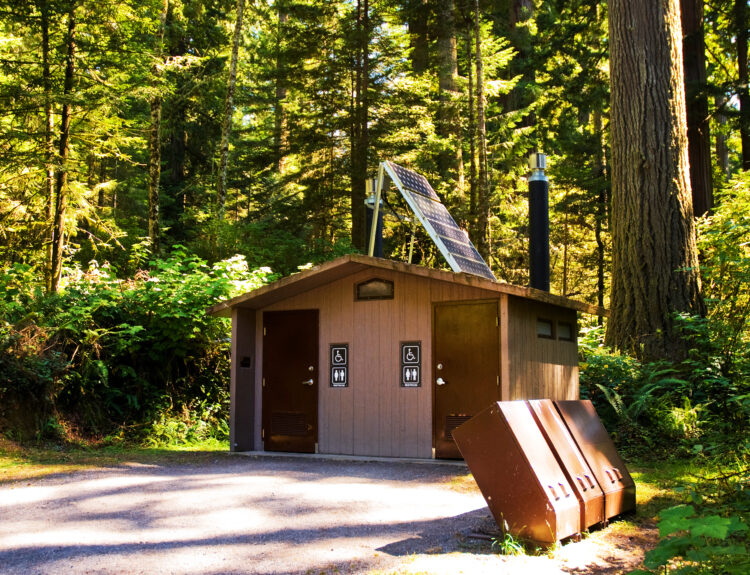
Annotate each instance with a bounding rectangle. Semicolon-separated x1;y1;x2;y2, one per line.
206;254;608;318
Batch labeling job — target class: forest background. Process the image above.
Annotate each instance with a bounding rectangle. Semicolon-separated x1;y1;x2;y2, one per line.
1;0;749;569
0;0;749;549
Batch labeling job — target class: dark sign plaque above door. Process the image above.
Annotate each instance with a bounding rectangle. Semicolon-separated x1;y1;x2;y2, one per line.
330;344;349;387
400;341;421;387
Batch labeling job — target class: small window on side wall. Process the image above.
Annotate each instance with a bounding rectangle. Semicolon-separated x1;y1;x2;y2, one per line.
558;322;575;341
537;318;554;339
356;278;394;301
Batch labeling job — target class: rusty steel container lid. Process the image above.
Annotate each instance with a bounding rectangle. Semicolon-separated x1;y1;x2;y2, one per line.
554;399;636;518
527;399;606;529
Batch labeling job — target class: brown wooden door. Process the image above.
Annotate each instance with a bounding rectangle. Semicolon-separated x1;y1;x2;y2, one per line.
433;301;500;459
262;309;318;453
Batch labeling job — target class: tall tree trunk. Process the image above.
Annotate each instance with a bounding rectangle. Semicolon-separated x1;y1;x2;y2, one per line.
148;0;169;254
506;0;533;114
273;5;288;173
735;0;750;170
350;0;369;251
593;111;608;325
50;6;76;294
715;94;730;179
406;0;429;74
98;157;107;208
466;30;477;240
474;0;489;260
41;0;54;292
606;0;704;361
681;0;713;215
217;0;245;215
436;0;463;186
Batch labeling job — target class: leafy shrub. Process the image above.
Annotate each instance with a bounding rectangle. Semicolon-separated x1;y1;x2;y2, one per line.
143;403;229;447
0;251;273;440
630;449;750;574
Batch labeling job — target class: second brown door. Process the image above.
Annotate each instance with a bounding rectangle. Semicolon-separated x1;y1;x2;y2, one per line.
262;309;318;453
433;301;500;459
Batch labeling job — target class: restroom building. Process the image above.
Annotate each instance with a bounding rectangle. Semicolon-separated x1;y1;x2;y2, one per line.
207;253;602;459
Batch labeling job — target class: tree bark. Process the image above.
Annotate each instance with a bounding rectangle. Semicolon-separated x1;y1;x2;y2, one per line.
350;0;369;251
681;0;713;216
217;0;245;215
148;0;169;254
735;0;750;170
593;111;608;326
474;0;489;260
436;0;463;185
506;0;533;115
606;0;704;361
41;0;54;292
273;5;288;173
715;94;730;179
406;0;429;74
466;29;477;242
50;6;76;293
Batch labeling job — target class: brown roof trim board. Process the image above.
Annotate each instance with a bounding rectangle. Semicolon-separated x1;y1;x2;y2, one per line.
206;254;608;318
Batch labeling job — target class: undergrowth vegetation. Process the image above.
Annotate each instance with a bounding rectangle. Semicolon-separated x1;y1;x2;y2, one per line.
579;175;750;573
0;248;273;443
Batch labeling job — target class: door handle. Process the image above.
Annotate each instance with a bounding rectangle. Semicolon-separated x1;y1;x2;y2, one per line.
302;378;314;386
436;377;447;386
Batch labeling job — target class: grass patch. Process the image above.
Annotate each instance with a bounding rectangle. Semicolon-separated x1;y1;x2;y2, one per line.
0;437;230;484
446;472;480;493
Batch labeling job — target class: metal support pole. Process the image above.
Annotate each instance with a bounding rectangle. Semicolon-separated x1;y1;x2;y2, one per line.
368;163;385;257
408;219;417;264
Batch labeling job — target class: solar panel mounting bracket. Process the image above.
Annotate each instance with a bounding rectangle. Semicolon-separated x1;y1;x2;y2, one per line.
370;160;496;282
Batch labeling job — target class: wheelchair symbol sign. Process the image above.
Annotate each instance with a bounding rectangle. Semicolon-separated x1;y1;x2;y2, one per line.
331;346;347;366
402;345;419;364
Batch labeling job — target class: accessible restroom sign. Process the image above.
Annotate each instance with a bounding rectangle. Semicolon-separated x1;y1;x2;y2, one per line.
330;344;349;387
400;341;421;387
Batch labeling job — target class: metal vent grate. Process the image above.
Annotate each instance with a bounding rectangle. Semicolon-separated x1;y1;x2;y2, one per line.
446;415;473;441
271;412;308;436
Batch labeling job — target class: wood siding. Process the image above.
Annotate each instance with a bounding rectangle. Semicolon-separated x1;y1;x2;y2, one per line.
506;296;579;400
242;269;579;457
252;268;496;457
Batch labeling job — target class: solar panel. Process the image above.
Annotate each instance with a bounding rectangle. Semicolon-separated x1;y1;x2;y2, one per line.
381;161;496;282
385;161;440;201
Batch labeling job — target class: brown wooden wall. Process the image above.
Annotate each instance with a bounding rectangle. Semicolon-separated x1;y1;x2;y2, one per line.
236;269;579;457
506;296;579;400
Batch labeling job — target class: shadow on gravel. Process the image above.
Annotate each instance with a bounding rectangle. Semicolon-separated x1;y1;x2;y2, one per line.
1;458;488;574
376;508;491;556
0;510;490;572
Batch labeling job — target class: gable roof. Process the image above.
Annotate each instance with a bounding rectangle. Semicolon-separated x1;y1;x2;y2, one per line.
206;254;607;318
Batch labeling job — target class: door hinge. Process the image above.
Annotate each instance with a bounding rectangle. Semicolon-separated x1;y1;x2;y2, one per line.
261;428;265;439
263;327;267;336
262;377;266;387
496;316;499;327
497;375;500;386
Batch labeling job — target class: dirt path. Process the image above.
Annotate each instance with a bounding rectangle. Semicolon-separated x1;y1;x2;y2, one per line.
0;455;655;574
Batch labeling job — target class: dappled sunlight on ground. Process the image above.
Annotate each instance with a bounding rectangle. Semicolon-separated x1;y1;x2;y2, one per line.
0;451;671;574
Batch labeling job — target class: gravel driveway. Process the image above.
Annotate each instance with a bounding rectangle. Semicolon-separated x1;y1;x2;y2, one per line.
1;454;500;574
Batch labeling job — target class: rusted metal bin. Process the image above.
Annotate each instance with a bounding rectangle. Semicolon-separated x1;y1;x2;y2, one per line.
452;401;581;543
527;399;606;530
554;400;636;519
